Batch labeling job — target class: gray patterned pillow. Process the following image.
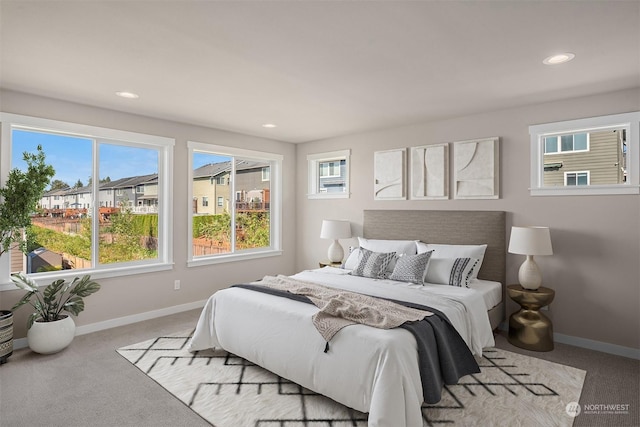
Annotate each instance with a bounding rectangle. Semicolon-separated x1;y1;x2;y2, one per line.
351;247;396;279
389;251;433;284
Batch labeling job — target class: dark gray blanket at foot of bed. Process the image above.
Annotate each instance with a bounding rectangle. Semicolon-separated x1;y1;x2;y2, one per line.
233;283;480;404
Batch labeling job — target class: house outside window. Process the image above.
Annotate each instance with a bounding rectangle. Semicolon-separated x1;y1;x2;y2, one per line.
262;167;270;181
542;129;622;187
0;113;174;289
188;141;282;265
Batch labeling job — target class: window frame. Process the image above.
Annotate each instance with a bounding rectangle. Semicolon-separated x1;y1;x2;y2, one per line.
307;149;350;199
544;132;590;155
0;113;175;290
187;141;282;266
564;171;590;186
529;112;640;196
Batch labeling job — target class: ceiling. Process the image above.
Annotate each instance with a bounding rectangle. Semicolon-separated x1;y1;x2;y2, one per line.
1;1;638;143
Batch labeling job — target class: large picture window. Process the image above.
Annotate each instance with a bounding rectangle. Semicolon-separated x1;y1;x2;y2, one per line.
0;113;174;289
187;141;282;265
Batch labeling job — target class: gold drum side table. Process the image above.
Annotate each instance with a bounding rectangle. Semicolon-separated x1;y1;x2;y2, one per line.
507;284;555;352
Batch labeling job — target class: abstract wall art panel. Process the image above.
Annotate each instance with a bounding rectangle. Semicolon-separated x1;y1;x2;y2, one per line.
374;148;406;200
453;137;500;199
410;143;449;200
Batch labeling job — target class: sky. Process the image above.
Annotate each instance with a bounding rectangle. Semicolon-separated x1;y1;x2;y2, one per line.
11;130;229;188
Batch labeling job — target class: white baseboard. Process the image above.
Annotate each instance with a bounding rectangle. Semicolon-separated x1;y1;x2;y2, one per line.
12;299;207;351
498;321;639;360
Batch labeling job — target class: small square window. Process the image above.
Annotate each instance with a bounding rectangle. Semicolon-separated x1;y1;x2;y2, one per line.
307;150;350;199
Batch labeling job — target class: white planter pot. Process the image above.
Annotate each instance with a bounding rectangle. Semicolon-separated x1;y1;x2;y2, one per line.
27;316;76;354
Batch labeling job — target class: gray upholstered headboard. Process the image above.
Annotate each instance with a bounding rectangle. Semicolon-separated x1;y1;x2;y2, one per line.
363;210;506;286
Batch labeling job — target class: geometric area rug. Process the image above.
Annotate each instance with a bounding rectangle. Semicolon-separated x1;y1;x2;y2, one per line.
117;330;586;427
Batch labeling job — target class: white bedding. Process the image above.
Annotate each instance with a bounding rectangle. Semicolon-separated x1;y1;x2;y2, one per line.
189;268;495;426
468;278;503;310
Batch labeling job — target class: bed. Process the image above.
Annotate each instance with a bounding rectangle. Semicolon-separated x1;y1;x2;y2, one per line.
189;210;506;426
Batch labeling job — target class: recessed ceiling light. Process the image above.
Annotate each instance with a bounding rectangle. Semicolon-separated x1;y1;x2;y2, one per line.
543;53;575;65
262;123;277;128
115;91;139;99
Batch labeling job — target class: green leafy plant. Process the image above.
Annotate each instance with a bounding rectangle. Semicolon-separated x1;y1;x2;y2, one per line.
11;274;101;329
0;145;55;257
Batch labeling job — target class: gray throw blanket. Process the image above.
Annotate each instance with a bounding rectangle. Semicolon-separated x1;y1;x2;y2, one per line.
256;275;433;342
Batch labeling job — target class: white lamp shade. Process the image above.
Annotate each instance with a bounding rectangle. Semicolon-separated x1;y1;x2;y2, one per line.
320;220;352;239
508;226;553;256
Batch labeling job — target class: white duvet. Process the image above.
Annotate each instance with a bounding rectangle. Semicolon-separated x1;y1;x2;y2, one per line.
189;267;495;427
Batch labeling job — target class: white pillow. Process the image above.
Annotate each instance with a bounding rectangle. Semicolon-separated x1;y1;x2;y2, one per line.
343;247;361;270
416;242;487;279
424;257;479;288
358;237;418;272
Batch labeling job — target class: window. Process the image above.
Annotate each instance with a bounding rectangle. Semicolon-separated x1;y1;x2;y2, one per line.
307;150;350;199
215;176;226;185
0;113;174;289
136;185;144;194
530;112;640;195
188;141;282;265
544;133;589;154
319;161;341;177
202;196;209;207
565;171;590;186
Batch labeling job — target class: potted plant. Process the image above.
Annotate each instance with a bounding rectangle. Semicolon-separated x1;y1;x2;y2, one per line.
0;144;55;361
11;274;100;354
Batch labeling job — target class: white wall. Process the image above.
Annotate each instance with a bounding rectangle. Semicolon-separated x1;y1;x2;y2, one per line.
296;88;640;351
0;89;298;339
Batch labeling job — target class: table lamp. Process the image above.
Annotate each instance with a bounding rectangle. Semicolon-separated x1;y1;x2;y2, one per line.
508;226;553;290
320;219;351;263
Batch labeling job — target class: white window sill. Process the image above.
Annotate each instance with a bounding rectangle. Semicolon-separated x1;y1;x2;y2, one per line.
0;262;174;291
307;193;350;199
530;185;640;196
187;249;283;267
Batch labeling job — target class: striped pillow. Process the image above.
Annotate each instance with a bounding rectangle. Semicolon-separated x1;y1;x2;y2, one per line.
424;257;479;288
389;251;433;284
351;247;396;279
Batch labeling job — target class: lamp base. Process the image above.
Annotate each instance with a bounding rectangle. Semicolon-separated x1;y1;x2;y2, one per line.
327;240;344;263
519;256;542;290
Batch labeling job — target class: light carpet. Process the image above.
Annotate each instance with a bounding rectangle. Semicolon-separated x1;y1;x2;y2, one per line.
117;330;586;427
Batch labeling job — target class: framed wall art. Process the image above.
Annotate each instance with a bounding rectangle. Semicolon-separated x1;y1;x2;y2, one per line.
374;148;406;200
410;143;449;200
453;137;499;199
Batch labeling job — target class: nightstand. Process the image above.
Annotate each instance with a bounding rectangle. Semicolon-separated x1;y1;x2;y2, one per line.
507;284;555;352
319;260;343;268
